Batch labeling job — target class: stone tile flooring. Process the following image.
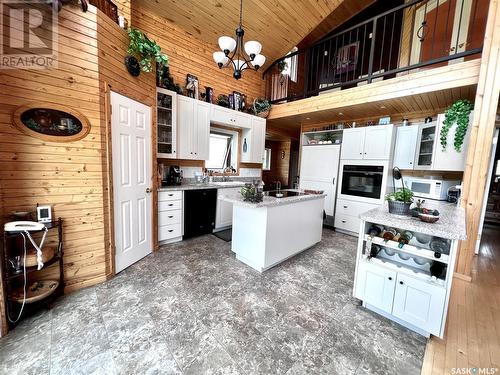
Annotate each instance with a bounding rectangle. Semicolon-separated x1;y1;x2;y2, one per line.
0;229;427;374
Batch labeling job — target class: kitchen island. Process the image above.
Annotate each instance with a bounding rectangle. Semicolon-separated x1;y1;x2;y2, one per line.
218;190;325;272
354;202;466;338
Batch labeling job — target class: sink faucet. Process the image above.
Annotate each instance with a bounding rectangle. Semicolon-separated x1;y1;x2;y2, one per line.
276;180;281;192
222;167;232;182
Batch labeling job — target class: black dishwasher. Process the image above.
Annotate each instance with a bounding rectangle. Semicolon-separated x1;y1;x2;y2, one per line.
183;189;217;239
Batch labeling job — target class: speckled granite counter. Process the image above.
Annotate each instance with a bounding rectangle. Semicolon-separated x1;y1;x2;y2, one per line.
158;182;245;191
359;202;466;240
218;190;326;208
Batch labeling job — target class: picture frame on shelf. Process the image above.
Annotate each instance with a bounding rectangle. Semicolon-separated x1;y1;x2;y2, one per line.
378;116;391;125
185;74;199;99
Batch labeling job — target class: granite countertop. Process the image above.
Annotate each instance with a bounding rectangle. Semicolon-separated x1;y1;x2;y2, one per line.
158;182;246;191
218;190;326;208
359;202;467;240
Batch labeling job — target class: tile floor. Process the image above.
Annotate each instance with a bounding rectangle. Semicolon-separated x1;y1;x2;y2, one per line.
0;229;427;374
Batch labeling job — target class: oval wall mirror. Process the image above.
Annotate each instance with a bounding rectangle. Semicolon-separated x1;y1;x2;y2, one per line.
13;103;91;142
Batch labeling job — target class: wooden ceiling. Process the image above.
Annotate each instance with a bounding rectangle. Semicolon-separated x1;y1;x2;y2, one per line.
297;0;375;48
135;0;353;66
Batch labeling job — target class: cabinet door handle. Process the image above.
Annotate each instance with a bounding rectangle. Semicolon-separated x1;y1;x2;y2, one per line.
399;281;404;285
168;229;173;232
388;277;392;281
168;193;174;196
168;203;173;206
332;177;335;185
343;205;348;208
341;220;346;223
168;215;173;218
359;152;362;155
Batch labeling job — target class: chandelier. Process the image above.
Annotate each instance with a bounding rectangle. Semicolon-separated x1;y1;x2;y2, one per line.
212;0;266;80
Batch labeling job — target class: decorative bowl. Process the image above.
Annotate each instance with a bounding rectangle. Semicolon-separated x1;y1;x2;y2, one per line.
418;213;439;223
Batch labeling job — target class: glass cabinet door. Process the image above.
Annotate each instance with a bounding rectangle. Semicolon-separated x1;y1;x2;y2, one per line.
415;122;436;168
157;89;177;158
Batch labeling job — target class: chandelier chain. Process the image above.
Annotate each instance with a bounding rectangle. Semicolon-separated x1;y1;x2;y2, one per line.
239;0;243;28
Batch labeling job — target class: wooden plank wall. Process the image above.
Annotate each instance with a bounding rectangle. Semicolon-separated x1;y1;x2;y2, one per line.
262;140;291;187
0;6;108;293
0;0;267;318
129;2;266;105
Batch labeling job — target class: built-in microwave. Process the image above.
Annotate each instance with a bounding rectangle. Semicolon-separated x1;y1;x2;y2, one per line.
340;164;385;200
403;177;461;201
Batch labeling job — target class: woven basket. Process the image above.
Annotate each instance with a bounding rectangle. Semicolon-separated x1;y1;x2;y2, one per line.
252;99;270;118
388;201;412;216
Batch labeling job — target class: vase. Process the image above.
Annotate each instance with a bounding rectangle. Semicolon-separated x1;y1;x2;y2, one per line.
387;201;412;216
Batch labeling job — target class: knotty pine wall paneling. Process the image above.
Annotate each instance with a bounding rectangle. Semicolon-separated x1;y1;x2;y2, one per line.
130;3;265;105
0;6;108;294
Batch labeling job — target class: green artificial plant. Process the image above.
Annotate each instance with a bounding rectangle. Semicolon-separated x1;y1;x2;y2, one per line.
127;28;168;73
252;98;271;115
385;188;414;203
440;99;473;152
277;60;288;73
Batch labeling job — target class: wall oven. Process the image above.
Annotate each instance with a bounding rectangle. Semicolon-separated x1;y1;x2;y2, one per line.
340;163;385;201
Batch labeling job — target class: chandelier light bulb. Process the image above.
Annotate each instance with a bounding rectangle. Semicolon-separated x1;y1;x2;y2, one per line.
213;51;228;68
252;54;266;69
218;36;237;54
244;41;262;59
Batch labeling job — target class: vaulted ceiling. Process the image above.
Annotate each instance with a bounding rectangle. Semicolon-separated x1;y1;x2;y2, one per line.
135;0;371;66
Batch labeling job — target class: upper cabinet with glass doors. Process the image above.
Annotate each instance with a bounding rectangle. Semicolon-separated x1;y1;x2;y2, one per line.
156;88;177;158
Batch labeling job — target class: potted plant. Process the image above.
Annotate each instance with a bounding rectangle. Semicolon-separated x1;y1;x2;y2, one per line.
252;97;271;118
126;28;169;76
385;188;414;216
277;60;288;74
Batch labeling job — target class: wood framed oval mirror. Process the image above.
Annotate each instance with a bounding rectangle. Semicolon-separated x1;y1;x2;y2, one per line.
13;103;91;142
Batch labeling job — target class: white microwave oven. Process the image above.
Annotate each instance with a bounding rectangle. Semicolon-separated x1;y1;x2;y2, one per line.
403;177;461;201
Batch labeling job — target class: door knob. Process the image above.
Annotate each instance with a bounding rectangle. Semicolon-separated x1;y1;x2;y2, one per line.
146;188;152;193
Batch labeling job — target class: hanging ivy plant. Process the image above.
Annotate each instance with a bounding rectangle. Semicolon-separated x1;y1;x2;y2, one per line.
127;28;168;74
440;99;473;152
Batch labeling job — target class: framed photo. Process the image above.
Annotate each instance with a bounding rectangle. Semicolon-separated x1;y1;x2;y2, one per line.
185;74;199;99
334;41;359;75
378;116;391;125
233;91;242;111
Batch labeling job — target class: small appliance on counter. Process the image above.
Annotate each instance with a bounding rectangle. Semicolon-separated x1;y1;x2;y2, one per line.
403;177;461;201
162;166;183;186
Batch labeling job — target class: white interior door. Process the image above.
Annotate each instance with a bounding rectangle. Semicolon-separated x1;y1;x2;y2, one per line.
111;91;152;273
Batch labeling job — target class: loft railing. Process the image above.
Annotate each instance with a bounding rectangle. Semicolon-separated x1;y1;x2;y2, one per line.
89;0;119;23
263;0;486;104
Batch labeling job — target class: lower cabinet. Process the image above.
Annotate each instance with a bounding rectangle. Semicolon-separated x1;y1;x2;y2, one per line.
215;187;240;230
355;261;446;336
335;199;379;234
355;261;396;314
158;190;183;243
392;273;446;335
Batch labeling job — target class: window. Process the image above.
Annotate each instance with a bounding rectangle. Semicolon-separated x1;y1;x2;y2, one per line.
282;47;298;82
205;129;238;171
263;148;271;171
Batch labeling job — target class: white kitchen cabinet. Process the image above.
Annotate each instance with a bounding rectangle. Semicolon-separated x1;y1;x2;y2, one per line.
364;126;394;160
432;112;473;171
215;187;240;230
340;128;365;159
158;190;183;243
414;122;437;170
354;261;397;314
241;117;266;163
156;88;177;158
211;105;251;128
392;273;446;336
393;126;419;169
177;96;210;160
341;125;394;160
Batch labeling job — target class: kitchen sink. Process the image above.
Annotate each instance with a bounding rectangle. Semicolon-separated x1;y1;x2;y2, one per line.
211;181;245;187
